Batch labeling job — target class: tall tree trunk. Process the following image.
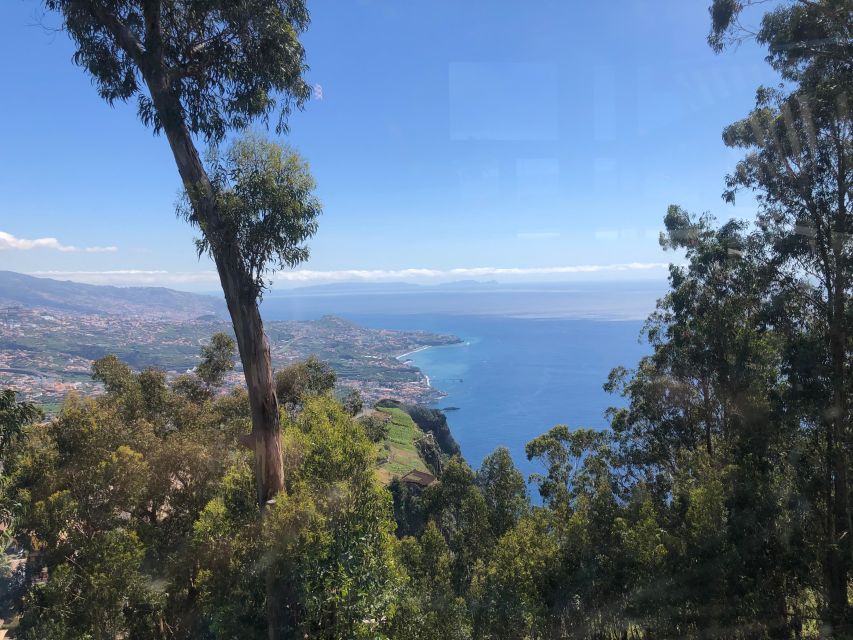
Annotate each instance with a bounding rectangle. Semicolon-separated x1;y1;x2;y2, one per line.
215;258;285;505
701;376;714;458
145;76;285;504
77;5;290;636
827;283;850;634
145;75;288;639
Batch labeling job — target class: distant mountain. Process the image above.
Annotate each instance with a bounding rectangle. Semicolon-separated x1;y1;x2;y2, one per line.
0;271;224;320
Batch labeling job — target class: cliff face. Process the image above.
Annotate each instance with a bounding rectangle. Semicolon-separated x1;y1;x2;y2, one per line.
414;432;444;476
404;405;460;458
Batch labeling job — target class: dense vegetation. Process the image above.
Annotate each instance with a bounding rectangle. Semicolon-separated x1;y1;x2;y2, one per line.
3;0;850;637
1;275;847;638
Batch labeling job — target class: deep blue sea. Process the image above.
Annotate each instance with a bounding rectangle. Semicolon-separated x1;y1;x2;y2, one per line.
261;283;659;481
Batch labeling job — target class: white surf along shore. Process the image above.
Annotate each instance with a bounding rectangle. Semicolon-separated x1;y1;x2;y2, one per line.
395;345;432;360
397;339;472;392
396;345;433;389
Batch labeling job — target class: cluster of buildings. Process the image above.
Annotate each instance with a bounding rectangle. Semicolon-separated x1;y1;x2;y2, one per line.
0;307;456;409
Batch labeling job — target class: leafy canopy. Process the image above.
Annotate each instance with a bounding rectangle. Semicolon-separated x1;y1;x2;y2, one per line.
44;0;312;142
179;133;322;297
0;390;41;460
196;331;235;386
274;355;337;411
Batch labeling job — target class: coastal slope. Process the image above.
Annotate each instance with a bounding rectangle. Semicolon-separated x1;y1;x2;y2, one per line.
0;270;223;320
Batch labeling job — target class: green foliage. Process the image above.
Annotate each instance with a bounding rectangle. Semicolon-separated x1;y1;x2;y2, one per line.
0;390;41;461
190;459;266;639
705;3;853;630
476;447;527;538
19;529;162;640
3;343;406;638
22;3;853;636
339;387;364;416
2;340;243;636
193;396;400;639
0;390;41;579
180;134;322;296
389;477;426;538
196;331;236;387
91;354;142;416
44;0;311;143
40;5;318;637
708;0;853;84
419;458;492;593
359;413;391;443
275;355;337;412
392;522;473;640
471;512;556;640
525;425;610;510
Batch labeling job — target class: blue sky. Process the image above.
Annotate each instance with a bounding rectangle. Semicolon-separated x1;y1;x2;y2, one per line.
0;0;778;290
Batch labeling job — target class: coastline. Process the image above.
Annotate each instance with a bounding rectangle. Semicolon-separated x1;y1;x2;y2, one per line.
396;345;431;360
403;338;471;399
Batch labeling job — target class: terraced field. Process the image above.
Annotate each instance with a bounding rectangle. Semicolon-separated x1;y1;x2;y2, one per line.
374;406;430;483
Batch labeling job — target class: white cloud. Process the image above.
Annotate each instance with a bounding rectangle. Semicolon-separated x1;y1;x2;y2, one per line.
31;262;670;287
0;231;117;253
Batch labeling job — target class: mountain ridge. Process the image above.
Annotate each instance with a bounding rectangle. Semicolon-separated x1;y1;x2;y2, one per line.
0;271;224;320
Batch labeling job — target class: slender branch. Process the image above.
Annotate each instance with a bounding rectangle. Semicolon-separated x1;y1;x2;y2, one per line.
81;2;146;65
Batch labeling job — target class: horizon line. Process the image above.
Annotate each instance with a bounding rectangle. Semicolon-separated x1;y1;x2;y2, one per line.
22;262;673;289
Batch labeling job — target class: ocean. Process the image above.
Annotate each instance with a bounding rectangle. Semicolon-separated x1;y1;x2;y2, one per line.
261;282;660;481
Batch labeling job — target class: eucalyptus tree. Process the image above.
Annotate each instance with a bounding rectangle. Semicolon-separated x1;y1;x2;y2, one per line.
41;4;320;636
41;1;320;516
607;209;806;635
195;331;236;388
0;390;41;461
274;355;337;414
476;447;527;539
0;390;40;574
607;207;772;474
708;0;853;629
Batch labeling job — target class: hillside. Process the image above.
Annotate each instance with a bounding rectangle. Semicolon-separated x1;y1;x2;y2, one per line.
0;306;458;407
374;406;431;483
0;271;223;320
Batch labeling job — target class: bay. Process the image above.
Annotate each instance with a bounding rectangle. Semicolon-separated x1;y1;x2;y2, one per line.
261;283;658;480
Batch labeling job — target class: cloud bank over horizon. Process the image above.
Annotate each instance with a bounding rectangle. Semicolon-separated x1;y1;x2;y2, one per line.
0;231;117;253
27;262;672;288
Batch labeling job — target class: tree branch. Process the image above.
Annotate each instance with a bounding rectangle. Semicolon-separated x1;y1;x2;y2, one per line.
141;0;164;68
82;1;146;66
